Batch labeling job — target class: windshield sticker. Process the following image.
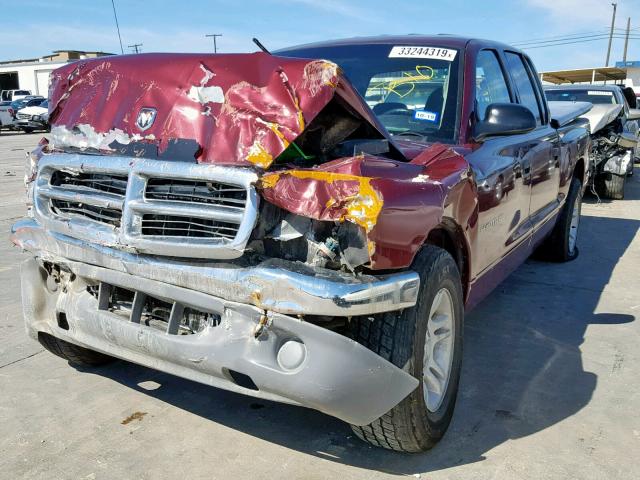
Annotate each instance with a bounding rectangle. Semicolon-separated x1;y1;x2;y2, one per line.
368;66;435;99
414;110;439;122
587;90;614;96
389;46;457;61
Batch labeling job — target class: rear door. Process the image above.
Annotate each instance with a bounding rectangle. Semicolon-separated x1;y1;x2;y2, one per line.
503;51;561;227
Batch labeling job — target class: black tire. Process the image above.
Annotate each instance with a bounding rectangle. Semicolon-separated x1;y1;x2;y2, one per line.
22;127;34;134
38;332;114;366
537;176;582;262
596;172;625;200
349;245;464;452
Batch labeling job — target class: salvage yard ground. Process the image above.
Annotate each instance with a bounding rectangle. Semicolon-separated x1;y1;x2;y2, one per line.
0;131;638;480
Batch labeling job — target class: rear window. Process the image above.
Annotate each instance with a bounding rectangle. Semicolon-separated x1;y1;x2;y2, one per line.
545;89;617;105
14;90;30;95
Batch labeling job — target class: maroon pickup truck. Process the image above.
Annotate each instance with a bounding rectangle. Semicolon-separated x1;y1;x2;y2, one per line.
11;35;590;452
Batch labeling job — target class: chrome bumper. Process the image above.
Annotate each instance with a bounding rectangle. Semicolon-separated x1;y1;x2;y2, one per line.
11;218;419;317
18;254;419;425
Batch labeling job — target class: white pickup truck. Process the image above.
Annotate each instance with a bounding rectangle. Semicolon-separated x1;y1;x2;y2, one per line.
0;89;32;101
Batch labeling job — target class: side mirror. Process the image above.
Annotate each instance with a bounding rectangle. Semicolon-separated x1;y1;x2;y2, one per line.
474;103;537;141
627;108;640;121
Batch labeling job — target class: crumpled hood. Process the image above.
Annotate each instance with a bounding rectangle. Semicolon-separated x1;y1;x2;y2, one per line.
580;103;623;134
48;52;396;169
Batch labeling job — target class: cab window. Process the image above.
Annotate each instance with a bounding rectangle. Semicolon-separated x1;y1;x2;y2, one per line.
475;50;511;120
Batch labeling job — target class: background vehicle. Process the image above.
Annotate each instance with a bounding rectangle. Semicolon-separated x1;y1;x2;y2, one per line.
545;85;639;199
1;89;32;101
12;36;590;453
0;100;12;130
0;96;45;131
15;99;49;133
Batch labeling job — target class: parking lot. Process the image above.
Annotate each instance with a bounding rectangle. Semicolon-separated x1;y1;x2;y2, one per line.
0;131;638;479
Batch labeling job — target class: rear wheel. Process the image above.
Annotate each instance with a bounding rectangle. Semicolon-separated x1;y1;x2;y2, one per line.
596;172;625;199
537;176;582;262
349;245;464;452
38;332;114;367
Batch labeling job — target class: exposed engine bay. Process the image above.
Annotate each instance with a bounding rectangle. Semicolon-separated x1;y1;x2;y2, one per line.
584;104;635;187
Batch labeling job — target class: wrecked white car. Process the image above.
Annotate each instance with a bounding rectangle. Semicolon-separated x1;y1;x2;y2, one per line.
546;85;640;199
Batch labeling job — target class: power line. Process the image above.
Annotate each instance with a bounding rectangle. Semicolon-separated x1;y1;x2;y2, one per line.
514;33;613;46
511;27;628;45
516;33;640;48
521;35;640;50
128;43;143;54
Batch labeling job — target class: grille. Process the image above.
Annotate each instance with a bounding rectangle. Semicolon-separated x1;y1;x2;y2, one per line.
50;199;122;227
51;171;128;196
17;113;30;120
145;178;246;208
141;214;239;239
34;155;259;259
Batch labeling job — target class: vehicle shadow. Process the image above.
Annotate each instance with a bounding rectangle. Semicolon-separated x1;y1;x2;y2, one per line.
75;184;639;475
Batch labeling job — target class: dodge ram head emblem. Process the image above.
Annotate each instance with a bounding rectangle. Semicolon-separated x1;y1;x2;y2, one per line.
136;107;157;131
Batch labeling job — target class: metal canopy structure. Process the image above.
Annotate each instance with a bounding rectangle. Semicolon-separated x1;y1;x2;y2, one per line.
540;66;628;84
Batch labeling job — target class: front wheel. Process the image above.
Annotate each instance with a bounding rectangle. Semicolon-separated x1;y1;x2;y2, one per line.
349;245;464;452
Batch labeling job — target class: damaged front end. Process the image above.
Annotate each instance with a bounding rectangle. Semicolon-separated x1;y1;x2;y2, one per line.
11;52;468;423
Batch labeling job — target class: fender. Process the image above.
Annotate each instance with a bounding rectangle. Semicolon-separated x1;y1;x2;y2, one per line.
259;144;477;270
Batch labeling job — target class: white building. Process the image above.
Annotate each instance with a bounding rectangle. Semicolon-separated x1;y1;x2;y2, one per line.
0;50;113;98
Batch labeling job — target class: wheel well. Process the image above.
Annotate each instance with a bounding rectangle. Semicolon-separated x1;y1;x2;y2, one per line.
425;223;470;299
574;158;585;185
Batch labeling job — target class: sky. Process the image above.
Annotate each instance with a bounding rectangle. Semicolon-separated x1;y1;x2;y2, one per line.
1;0;640;72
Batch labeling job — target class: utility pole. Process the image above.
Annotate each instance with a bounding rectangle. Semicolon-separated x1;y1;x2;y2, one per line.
110;0;124;54
623;17;631;62
128;43;143;54
205;34;222;53
605;2;617;66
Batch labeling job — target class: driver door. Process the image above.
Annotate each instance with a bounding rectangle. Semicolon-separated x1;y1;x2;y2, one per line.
466;49;533;277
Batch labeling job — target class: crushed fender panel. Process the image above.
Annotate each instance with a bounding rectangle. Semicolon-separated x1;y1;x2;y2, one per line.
257;146;472;269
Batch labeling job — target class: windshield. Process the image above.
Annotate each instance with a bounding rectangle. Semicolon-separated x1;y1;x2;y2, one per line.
545;89;617;105
279;43;461;143
11;98;44;110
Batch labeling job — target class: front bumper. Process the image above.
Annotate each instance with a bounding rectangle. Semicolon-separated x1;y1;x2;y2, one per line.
12;219;419;317
15;119;47;129
12;218;420;424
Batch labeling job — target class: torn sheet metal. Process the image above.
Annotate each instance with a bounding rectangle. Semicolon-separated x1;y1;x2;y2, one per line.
259;146;474;269
47;53;395;168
